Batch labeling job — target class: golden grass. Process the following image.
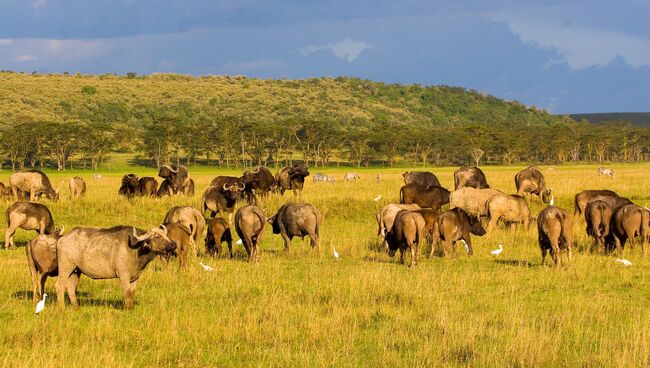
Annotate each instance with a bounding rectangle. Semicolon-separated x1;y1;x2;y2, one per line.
0;164;649;367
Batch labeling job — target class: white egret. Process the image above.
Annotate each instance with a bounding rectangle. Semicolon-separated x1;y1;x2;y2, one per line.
373;195;382;202
616;259;632;266
491;244;503;256
199;262;215;272
332;246;340;259
35;293;46;315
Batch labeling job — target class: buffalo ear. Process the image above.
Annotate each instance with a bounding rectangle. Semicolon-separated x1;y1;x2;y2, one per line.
180;224;192;235
267;215;275;224
128;233;144;249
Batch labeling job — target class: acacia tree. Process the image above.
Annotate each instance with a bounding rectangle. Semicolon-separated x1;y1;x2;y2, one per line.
46;122;81;170
82;122;115;170
1;125;31;170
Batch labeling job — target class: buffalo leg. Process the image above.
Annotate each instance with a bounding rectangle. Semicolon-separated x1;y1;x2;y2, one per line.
410;242;418;267
4;225;17;249
550;239;561;267
55;277;66;308
227;240;233;258
398;248;404;264
540;247;548;266
26;250;40;301
486;216;498;233
38;273;48;302
281;233;292;252
120;276;135;310
66;272;80;308
308;232;319;249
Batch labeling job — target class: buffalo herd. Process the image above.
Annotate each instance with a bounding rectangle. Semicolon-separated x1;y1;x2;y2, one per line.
1;163;647;310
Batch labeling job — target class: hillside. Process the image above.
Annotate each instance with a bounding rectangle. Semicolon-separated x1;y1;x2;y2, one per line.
570;112;650;127
2;71;647;168
0;72;562;129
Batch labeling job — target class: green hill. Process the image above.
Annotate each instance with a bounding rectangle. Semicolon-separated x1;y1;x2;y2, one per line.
569;112;650;127
0;71;647;167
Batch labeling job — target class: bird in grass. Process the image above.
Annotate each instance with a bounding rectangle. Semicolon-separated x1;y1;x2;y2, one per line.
35;293;46;315
235;239;243;245
549;195;555;206
332;246;340;259
616;259;633;266
199;262;215;272
491;244;504;256
373;195;382;202
460;239;470;253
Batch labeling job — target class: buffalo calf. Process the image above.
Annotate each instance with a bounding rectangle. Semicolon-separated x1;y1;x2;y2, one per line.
205;218;233;257
431;208;486;257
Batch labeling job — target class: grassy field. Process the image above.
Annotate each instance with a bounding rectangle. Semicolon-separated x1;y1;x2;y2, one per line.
0;164;649;367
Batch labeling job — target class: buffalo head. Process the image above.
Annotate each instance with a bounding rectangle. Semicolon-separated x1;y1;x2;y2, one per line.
130;225;176;254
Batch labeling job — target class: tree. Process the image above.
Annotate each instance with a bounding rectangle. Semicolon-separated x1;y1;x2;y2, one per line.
45;122;81;170
82;122;115;170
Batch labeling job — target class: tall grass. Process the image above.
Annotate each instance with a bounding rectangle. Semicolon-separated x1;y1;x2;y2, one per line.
0;164;649;367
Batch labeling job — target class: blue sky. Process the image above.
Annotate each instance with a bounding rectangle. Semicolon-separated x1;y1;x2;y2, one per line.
0;0;648;114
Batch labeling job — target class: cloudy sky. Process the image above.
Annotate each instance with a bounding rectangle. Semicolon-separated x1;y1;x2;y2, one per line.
0;0;648;114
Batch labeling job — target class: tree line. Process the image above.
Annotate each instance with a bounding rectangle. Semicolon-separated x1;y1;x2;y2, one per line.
1;73;649;170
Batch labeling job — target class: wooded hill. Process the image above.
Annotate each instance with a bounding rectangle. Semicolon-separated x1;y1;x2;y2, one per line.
0;71;648;169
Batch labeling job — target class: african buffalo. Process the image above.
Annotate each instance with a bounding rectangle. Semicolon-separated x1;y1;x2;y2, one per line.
606;204;649;254
385;210;426;266
402;171;441;188
137;177;158;197
9;170;59;201
430;208;486;257
449;187;504;219
157;179;172;197
235;205;266;261
164;223;193;268
241;166;277;202
573;190;625;221
486;194;533;232
158;164;192;195
454;166;489;190
56;225;176;309
5;202;57;249
205;217;233;257
268;203;322;251
515;165;551;203
376;203;421;246
163;206;206;257
399;184;450;213
537;206;574;266
202;182;245;223
118;174;140;198
69;177;86;199
276;165;310;196
26;230;64;302
585;200;613;252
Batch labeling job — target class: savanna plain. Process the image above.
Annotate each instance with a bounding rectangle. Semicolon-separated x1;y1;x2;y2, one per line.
0;164;649;367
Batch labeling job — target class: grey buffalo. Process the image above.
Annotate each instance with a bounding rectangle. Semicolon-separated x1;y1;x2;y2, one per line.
69;177;86;199
268;203;322;251
235;205;266;261
55;225;176;309
515;165;551;203
276;165;310;196
9;170;59;201
158;164;193;195
453;166;489;190
606;204;649;254
26;231;65;302
537;206;574;266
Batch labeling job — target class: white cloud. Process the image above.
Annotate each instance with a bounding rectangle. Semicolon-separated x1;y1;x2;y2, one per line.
302;38;372;62
491;9;650;69
15;54;37;62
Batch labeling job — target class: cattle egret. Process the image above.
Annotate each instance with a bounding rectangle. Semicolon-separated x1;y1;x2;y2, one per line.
460;239;470;254
35;293;46;315
235;239;243;245
199;262;214;272
491;244;503;256
616;259;633;266
373;195;382;202
332;246;340;259
549;195;555;206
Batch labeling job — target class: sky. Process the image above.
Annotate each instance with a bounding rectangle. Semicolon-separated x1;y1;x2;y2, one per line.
0;0;648;114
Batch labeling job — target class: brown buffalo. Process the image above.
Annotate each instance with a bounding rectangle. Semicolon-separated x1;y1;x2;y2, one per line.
26;231;64;302
585;200;613;252
430;208;486;257
163;206;206;257
205;217;233;257
402;171;441;188
454;166;489;190
69;177;86;199
606;204;649;254
573;189;625;221
399;184;450;213
118;174;140;198
376;203;421;246
276;165;310;196
385;210;426;266
5;202;57;249
202;182;245;223
537;206;574;266
138;177;158;197
235;205;266;261
164;223;193;268
515;165;551;203
486;194;533;232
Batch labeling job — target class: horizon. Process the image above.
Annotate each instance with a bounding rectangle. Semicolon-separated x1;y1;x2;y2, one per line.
1;0;649;114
